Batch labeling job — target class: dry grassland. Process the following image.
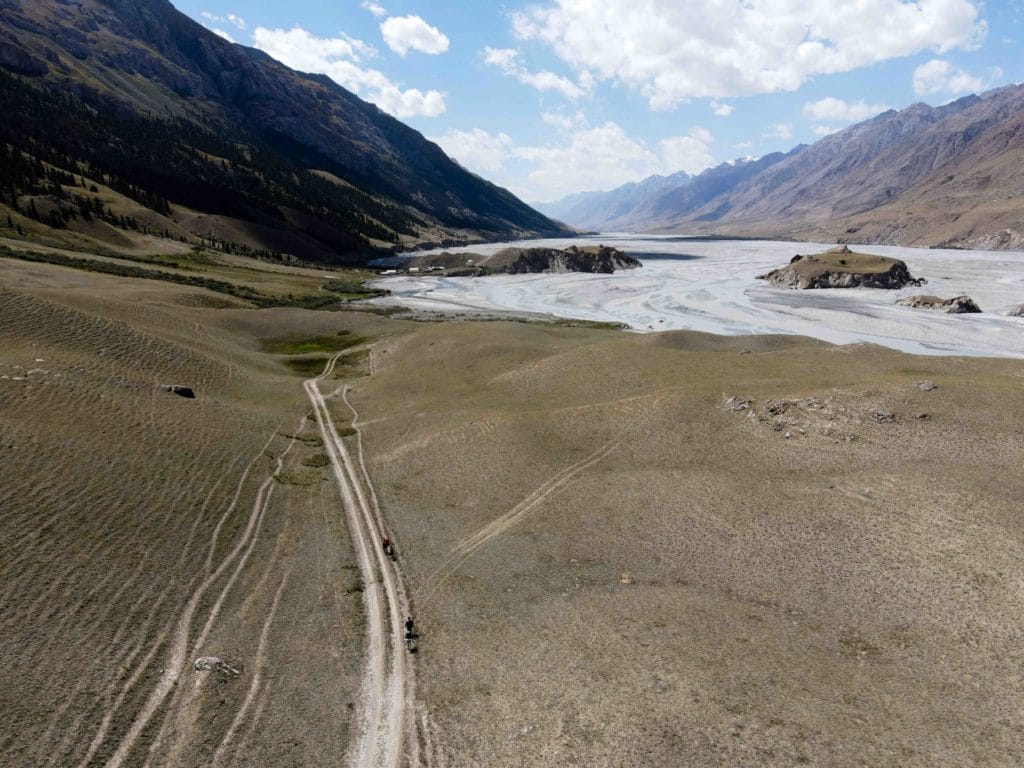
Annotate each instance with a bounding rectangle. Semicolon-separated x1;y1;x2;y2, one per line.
0;257;409;767
3;250;1024;767
352;323;1024;767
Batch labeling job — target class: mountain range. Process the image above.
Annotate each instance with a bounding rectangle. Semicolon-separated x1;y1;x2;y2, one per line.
537;171;694;232
542;86;1024;250
0;0;570;263
2;0;1021;260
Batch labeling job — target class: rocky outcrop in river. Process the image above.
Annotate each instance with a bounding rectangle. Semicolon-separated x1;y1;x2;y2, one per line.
488;245;641;274
897;295;982;313
404;244;642;275
757;247;924;289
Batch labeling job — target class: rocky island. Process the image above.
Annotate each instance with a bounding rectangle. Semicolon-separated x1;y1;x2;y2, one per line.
757;246;924;289
404;244;642;275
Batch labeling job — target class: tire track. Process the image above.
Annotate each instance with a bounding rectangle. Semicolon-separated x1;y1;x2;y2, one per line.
342;384;421;766
305;354;415;768
417;440;618;608
211;565;291;767
83;426;297;768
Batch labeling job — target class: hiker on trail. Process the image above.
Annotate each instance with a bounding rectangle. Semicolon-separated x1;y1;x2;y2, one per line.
405;616;414;639
382;537;393;557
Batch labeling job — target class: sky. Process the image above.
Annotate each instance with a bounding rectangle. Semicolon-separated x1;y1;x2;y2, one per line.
178;0;1024;204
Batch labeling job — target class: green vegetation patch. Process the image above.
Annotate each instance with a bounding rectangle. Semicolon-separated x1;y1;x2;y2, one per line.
322;275;387;301
302;453;330;468
260;330;365;355
274;467;325;486
282;355;333;377
278;430;324;446
551;318;629;331
0;246;345;310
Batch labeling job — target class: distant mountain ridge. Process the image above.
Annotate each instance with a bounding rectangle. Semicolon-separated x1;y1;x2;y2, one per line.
0;0;570;262
537;171;693;231
538;154;799;233
542;85;1024;250
660;86;1024;249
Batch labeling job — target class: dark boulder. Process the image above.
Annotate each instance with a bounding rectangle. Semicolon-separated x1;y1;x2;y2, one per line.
162;384;196;398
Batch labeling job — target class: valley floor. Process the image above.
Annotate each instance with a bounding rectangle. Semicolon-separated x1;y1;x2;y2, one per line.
2;246;1024;766
371;235;1024;358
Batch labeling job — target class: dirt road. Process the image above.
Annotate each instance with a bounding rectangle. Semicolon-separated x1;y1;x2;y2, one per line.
305;354;419;768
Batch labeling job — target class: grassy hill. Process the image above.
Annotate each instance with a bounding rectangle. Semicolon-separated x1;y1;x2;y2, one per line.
0;0;571;264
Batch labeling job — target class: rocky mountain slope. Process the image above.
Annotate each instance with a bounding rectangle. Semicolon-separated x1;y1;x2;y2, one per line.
0;0;570;263
652;86;1024;249
546;85;1024;250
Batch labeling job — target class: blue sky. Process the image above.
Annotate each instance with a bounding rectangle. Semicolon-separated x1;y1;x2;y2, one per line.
178;0;1023;203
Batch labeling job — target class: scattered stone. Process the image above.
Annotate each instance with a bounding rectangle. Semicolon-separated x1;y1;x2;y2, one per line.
1007;304;1024;317
765;401;789;416
723;395;753;411
194;656;240;677
871;411;896;423
620;572;633;585
784;431;793;439
916;380;938;391
162;384;196;399
917;413;931;420
896;294;982;313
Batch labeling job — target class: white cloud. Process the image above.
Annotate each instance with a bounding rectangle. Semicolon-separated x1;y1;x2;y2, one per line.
483;47;519;70
511;0;985;109
373;86;446;118
212;28;235;43
362;1;388;18
764;123;794;141
252;26;445;118
519;70;585;100
200;11;246;30
811;124;842;136
688;126;714;145
380;15;449;56
802;97;891;123
911;58;1002;95
430;128;514;173
710;100;734;117
518;123;715;199
658;132;715;174
437;122;714;200
482;46;586;100
541;110;587;130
